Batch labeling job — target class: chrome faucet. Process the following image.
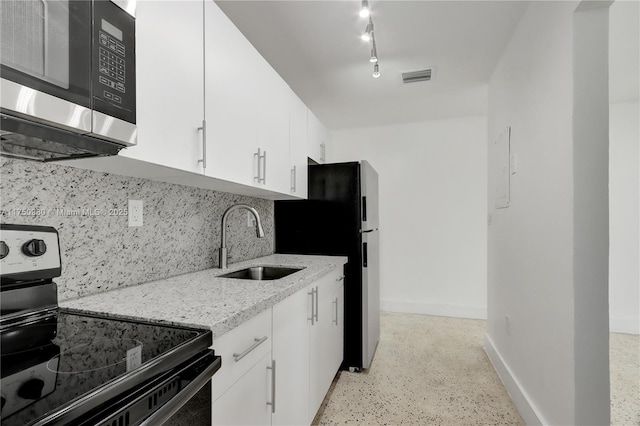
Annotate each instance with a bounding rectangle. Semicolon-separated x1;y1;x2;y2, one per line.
219;204;265;269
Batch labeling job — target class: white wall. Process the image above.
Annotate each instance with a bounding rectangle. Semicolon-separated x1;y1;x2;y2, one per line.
609;101;640;334
486;2;610;425
329;116;487;319
608;0;640;335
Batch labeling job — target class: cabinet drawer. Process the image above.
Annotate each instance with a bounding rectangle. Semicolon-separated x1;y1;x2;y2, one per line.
212;308;272;401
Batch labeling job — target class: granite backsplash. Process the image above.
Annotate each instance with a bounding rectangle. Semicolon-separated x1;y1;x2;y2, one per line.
0;158;274;301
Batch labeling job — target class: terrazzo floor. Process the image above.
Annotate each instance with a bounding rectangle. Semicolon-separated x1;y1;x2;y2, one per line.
313;312;640;426
610;332;640;426
313;312;524;426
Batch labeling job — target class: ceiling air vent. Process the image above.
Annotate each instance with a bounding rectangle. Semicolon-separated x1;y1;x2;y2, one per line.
402;68;432;84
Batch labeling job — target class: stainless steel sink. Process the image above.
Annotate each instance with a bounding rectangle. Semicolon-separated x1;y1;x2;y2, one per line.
218;266;304;281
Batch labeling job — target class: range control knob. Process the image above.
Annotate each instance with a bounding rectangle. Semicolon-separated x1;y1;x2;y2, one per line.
0;241;8;259
22;239;47;257
17;378;45;400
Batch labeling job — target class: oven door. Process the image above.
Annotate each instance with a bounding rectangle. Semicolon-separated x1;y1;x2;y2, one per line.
75;350;221;426
0;0;93;132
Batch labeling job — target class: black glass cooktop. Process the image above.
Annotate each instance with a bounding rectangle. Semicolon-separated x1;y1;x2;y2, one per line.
0;309;211;426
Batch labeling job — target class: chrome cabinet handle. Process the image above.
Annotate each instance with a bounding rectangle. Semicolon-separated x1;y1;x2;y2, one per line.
254;148;261;182
333;297;338;325
308;288;315;325
197;120;207;170
232;336;268;362
254;149;266;184
291;166;296;192
266;359;276;413
314;286;319;322
262;150;267;184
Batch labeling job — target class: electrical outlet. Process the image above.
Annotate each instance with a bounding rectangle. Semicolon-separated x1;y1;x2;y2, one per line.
128;200;143;227
247;211;256;228
505;315;511;336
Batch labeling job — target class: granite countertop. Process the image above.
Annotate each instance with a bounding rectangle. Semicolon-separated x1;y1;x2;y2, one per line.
60;254;347;339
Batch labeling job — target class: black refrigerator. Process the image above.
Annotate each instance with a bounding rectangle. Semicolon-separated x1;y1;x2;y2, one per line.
275;161;380;371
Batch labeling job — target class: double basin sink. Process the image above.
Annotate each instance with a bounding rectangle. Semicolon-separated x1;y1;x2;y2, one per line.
218;266;304;281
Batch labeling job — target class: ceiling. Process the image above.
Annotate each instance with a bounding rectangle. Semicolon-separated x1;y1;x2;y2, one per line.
216;1;638;130
216;0;528;130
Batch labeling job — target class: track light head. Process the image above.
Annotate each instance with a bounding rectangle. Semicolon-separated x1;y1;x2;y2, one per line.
361;21;374;42
373;63;380;78
370;48;378;63
360;0;370;18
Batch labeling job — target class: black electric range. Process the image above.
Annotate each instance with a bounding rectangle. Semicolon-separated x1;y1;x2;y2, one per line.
0;224;220;425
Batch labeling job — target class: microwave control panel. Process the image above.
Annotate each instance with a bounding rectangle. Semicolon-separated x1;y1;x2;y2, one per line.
92;0;136;124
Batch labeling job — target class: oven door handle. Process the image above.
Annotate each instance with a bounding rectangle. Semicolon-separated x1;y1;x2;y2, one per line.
139;354;221;426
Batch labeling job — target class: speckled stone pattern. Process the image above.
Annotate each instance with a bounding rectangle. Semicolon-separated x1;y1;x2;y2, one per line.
60;254;348;339
0;158;274;301
313;312;525;426
610;332;640;426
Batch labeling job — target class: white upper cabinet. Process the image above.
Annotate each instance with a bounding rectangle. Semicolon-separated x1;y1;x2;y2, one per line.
70;0;327;200
289;91;308;198
123;0;204;173
307;109;328;164
204;1;299;196
204;0;258;186
254;53;291;194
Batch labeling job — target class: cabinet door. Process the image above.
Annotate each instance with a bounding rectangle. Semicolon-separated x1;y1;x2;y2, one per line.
204;1;258;185
255;54;291;194
307;110;326;164
123;1;204;172
289;91;308;199
272;287;310;426
329;280;345;375
309;269;342;422
211;352;273;426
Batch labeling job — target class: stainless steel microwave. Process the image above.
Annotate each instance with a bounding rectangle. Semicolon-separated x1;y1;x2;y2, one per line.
0;0;136;161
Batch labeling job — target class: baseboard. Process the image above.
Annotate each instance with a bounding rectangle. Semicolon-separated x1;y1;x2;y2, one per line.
380;299;487;320
483;334;548;425
609;317;640;335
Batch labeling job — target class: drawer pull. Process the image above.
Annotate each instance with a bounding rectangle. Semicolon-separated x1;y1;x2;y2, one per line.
233;336;268;362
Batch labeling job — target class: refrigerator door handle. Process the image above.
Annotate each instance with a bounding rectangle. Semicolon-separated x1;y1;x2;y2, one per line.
363;242;368;268
362;196;367;221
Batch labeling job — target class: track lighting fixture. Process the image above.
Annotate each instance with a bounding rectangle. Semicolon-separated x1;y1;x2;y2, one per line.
361;18;374;42
360;0;370;18
369;37;378;63
357;1;380;78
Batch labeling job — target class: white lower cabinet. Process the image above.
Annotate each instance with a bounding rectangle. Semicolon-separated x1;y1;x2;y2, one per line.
272;287;311;425
309;268;344;423
211;308;272;425
211;266;345;426
211;351;273;426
